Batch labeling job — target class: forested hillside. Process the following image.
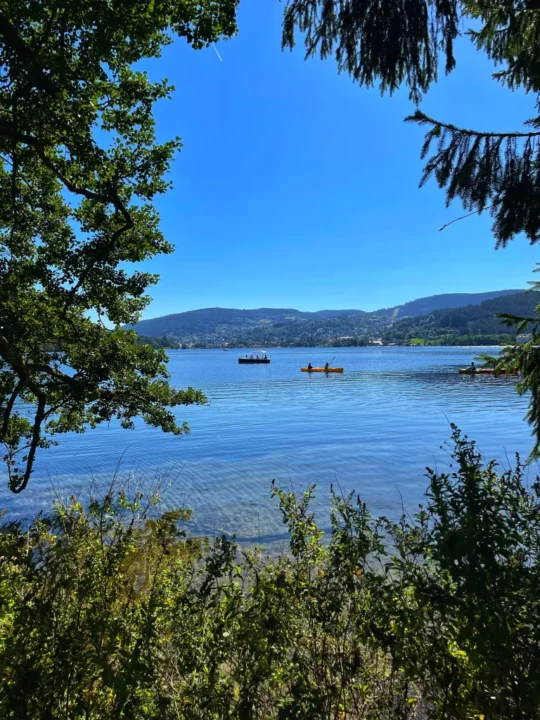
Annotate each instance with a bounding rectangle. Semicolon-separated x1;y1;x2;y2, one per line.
385;292;539;345
378;289;521;318
131;308;380;348
130;290;520;347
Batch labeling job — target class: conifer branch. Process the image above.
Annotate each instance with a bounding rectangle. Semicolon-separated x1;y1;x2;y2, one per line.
407;109;540;245
439;205;493;231
406;110;540;139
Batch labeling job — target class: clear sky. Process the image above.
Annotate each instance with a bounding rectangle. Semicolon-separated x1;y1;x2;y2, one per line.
138;0;539;318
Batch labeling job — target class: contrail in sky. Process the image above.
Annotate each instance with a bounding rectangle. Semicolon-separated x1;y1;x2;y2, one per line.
213;44;223;62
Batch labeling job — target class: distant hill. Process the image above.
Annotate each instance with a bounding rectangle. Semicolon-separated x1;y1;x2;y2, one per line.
127;289;524;348
129;308;304;337
378;289;522;319
385;291;539;345
128;307;368;343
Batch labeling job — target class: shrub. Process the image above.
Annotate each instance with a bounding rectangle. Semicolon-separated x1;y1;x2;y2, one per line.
0;428;539;718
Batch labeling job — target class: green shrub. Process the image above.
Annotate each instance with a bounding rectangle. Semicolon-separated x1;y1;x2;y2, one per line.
0;428;539;718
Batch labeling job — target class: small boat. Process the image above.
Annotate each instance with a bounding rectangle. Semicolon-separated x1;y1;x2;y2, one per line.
301;367;343;373
459;367;518;375
238;357;270;364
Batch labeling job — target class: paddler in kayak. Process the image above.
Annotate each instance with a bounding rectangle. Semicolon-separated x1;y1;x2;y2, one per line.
307;363;313;370
470;361;476;373
324;362;329;371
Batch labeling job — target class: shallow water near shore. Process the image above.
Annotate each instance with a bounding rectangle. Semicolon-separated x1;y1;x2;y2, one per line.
1;347;534;542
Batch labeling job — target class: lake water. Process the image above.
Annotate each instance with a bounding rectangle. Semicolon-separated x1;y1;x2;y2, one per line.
1;347;535;542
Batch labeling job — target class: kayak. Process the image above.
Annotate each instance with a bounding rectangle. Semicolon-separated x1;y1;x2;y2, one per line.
301;367;343;373
459;368;517;375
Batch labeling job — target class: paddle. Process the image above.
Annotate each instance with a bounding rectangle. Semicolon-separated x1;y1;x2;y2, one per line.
324;356;335;371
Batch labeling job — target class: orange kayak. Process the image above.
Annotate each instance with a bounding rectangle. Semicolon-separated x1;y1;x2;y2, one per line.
301;367;343;373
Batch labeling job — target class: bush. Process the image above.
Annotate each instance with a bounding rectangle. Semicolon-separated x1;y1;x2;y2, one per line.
0;428;539;718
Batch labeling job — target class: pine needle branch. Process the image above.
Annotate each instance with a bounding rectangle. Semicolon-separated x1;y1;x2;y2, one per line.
439;205;493;231
407;110;540;139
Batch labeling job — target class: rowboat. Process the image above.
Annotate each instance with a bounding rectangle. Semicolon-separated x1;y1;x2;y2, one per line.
459;368;517;375
301;367;343;373
238;357;270;364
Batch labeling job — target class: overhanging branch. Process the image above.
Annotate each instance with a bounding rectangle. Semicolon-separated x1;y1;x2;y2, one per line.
28;363;81;387
11;395;46;494
406;109;540;139
0;333;41;396
0;120;125;207
1;378;22;436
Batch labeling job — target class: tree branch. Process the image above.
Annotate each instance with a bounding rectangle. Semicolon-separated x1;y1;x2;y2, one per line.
1;379;23;437
406;109;540;139
439;205;494;231
0;121;133;227
11;395;46;494
472;2;540;11
0;333;41;396
0;121;110;202
62;216;134;310
0;121;135;312
28;363;80;387
0;350;77;490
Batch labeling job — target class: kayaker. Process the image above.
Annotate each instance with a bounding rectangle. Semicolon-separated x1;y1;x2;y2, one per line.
307;363;313;370
324;362;329;371
470;361;476;373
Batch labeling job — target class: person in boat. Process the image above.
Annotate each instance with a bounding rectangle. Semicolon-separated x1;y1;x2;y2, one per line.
250;354;254;359
324;362;329;371
470;361;476;373
307;362;313;370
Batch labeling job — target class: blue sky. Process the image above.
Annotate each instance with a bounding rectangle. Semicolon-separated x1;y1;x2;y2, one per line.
139;0;539;317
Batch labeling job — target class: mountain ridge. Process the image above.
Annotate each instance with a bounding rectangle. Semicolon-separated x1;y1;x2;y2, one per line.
376;289;522;318
128;289;523;347
384;291;539;345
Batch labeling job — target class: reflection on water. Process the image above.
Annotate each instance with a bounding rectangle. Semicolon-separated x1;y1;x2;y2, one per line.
1;347;535;541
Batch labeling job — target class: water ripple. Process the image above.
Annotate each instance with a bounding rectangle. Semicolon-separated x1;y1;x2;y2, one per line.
0;347;534;539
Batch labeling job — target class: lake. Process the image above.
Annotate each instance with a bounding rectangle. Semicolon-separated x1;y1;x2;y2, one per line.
1;347;535;542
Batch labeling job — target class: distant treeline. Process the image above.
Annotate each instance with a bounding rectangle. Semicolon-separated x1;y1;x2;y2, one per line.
135;334;516;349
409;334;515;347
135;336;374;349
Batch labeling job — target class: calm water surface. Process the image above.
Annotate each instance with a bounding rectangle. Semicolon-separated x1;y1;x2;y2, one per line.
1;347;534;541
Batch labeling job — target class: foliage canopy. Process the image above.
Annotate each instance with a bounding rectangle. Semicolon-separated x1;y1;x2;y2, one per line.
0;0;238;491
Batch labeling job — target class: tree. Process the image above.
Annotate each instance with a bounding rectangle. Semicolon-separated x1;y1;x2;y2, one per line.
0;1;238;492
282;0;540;450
